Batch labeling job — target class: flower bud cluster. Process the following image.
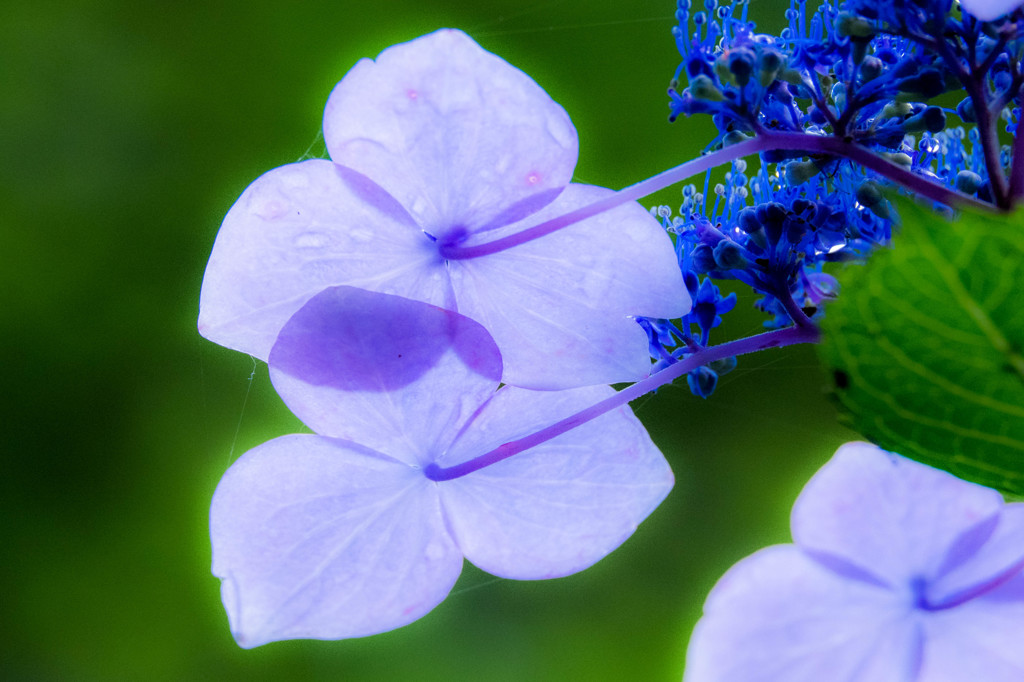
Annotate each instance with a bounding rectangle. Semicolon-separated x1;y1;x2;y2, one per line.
670;0;1022;146
655;0;1023;397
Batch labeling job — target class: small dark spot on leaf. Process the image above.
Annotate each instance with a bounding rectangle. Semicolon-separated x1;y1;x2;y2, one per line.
833;369;850;389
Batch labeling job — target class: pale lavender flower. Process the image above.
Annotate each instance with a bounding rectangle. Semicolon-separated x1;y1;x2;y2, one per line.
198;29;688;389
210;286;673;647
960;0;1024;21
685;442;1024;682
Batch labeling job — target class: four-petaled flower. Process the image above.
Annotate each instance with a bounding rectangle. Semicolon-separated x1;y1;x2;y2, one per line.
685;442;1024;681
198;29;688;390
210;286;673;647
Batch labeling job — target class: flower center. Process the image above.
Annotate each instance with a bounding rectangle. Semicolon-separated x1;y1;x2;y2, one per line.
431;225;471;260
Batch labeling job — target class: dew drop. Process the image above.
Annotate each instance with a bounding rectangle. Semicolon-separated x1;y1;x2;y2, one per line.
425;542;445;561
526;171;541;185
407;89;419;100
294;231;325;248
254;199;287;220
349;228;372;243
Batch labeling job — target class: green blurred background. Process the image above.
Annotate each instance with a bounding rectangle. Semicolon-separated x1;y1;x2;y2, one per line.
1;0;855;679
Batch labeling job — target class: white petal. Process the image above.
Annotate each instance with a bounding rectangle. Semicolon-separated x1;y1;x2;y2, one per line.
210;434;462;647
199;160;448;360
450;184;688;388
791;442;1003;588
323;29;577;236
439;385;673;579
685;545;920;682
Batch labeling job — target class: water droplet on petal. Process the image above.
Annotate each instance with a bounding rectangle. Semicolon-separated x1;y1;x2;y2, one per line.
349;228;372;243
254;199;287;220
526;171;541;186
294;231;325;248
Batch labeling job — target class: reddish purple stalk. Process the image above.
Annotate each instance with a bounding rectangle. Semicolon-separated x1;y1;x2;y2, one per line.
424;322;820;481
441;131;990;261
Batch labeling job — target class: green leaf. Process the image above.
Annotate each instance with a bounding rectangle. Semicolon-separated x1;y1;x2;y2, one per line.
818;198;1024;496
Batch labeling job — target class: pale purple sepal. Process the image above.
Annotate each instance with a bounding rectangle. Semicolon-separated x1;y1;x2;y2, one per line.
919;573;1024;679
929;504;1024;605
211;287;673;646
791;442;1004;588
322;28;577;237
269;286;501;464
438;384;673;578
210;434;463;648
685;545;921;682
450;183;690;388
959;0;1023;21
198;160;449;360
685;442;1024;682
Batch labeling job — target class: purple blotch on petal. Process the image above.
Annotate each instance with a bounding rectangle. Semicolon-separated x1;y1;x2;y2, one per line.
270;285;502;392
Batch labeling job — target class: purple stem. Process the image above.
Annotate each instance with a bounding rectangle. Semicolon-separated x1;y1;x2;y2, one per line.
424;323;820;482
441;137;775;260
774;280;818;332
441;132;990;260
1010;121;1024;204
931;34;1010;208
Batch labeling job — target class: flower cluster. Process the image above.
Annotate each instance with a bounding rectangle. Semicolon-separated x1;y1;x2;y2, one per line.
200;29;690;647
199;1;1024;677
653;0;1024;397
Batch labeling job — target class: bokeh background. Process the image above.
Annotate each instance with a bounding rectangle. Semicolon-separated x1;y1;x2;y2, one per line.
2;0;855;679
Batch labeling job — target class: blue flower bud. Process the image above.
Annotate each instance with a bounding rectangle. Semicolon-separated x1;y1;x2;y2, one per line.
837;11;876;39
903;106;946;133
687;55;713;79
881;101;913;119
956;97;977;123
690;74;725;102
785;159;822;185
708;355;737;375
683;269;700;297
737;206;761;234
713;240;747;270
758;50;784;87
859;56;883;81
728;49;756;87
855;180;892;220
756;202;788;244
898;69;945;98
691;243;718;273
687;366;718;399
955;170;984;194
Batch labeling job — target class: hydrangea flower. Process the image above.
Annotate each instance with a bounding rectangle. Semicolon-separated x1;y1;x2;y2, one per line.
685;442;1024;681
210;286;673;647
198;29;688;389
